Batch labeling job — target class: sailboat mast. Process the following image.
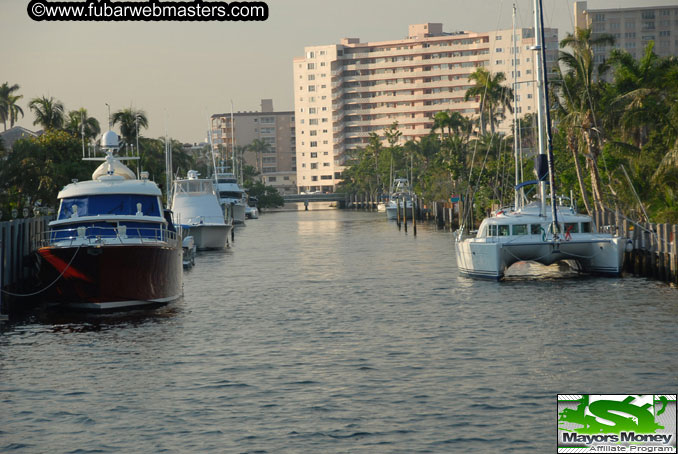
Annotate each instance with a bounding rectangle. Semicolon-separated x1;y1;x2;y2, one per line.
533;0;547;218
512;4;520;211
207;116;219;182
537;0;560;233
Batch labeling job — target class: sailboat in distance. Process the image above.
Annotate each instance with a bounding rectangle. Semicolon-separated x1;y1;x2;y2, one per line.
454;0;631;280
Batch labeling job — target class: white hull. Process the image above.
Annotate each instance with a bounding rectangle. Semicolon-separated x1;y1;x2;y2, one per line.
186;224;231;250
455;235;626;280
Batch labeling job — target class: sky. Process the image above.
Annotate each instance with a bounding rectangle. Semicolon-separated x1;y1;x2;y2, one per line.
2;0;677;143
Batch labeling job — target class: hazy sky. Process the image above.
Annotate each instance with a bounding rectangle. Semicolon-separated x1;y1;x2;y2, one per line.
2;0;676;143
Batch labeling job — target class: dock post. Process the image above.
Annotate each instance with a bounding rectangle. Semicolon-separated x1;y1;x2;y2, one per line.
0;238;5;321
396;201;401;230
672;225;678;284
412;195;417;236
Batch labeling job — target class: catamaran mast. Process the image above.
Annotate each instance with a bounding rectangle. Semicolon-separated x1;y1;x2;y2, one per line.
536;0;560;233
512;4;520;211
533;0;548;218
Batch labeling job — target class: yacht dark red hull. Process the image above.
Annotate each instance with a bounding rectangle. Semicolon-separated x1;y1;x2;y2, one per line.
36;244;182;311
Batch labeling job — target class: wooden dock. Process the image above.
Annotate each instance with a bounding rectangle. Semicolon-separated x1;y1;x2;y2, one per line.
1;216;53;316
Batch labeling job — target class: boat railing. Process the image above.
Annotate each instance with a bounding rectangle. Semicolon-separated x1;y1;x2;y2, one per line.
36;225;179;248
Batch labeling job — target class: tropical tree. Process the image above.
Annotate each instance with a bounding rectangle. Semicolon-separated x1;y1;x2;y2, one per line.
111;108;148;146
464;68;514;134
64;108;101;141
247;138;270;179
554;27;614;213
0;82;24;131
29;96;64;130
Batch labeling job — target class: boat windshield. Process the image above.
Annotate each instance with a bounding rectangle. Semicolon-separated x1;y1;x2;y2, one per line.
175;180;215;195
58;194;161;219
219;191;243;199
217;178;237;184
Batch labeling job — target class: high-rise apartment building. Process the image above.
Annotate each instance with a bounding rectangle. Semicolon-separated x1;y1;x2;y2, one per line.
293;23;558;193
575;1;678;63
210;99;297;194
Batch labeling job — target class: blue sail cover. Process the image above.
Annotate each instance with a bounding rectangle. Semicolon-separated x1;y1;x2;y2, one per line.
58;194;160;220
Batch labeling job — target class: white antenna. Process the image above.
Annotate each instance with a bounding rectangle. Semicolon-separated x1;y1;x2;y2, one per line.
135;113;141;178
512;4;520;211
230;100;236;175
207;114;219;182
105;103;111;129
81;109;85;159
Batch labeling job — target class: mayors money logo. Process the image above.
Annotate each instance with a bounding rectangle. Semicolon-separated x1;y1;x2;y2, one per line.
558;395;677;453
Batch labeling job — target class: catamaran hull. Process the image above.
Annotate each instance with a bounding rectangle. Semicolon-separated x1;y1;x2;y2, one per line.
36;243;183;311
184;224;231;250
455;237;627;280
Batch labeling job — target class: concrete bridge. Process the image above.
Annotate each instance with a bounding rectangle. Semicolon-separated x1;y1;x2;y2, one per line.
283;193;347;203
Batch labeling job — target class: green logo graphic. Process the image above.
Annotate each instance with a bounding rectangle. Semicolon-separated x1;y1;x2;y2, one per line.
559;395;667;435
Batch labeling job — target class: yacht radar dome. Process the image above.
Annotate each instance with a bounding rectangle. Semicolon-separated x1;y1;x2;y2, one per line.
101;130;120;149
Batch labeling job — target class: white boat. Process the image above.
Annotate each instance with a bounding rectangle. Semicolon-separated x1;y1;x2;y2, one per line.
455;0;630;280
455;199;630;279
182;235;196;268
172;170;232;250
385;178;413;220
245;195;259;219
35;131;183;311
214;168;247;224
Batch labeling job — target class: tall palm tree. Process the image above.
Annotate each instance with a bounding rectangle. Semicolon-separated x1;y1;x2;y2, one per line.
29;96;65;130
464;68;514;134
607;42;670;149
111;108;148;145
556;27;615;213
0;82;24;131
65;108;101;141
247;138;270;179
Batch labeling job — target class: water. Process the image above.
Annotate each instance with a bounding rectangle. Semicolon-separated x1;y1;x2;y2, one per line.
1;209;677;453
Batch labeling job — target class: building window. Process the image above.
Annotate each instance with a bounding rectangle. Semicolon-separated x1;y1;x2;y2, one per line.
310;141;317;147
307;63;315;69
308;85;316;92
310;152;317;158
310;163;318;169
311;176;318;181
323;162;330;167
309;107;316;114
309;119;318;125
320;175;333;180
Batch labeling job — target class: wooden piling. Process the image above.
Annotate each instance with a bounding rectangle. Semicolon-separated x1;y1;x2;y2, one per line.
412;196;417;236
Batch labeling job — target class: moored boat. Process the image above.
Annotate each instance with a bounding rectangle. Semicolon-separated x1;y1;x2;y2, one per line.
214;168;247;224
35;131;182;311
171;170;232;250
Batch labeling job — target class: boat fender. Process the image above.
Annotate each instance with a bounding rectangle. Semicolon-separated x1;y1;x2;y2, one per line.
625;240;633;253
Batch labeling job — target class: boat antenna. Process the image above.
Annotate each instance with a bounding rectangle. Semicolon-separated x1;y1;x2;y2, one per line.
105;103;111;129
81;109;86;159
512;3;520;211
135;113;142;178
230;100;236;178
207;114;219;183
537;0;560;235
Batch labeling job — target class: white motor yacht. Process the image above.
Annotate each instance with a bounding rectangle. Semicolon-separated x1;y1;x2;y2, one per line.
172;170;232;250
214;168;246;224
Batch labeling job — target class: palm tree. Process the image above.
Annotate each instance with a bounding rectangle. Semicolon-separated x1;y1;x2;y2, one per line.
607;42;670;149
111;108;148;145
0;82;24;131
29;96;65;130
65;108;101;141
247;138;270;179
555;27;615;213
464;68;514;135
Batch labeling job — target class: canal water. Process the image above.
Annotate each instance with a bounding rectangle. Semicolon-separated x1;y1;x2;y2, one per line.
1;209;676;453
